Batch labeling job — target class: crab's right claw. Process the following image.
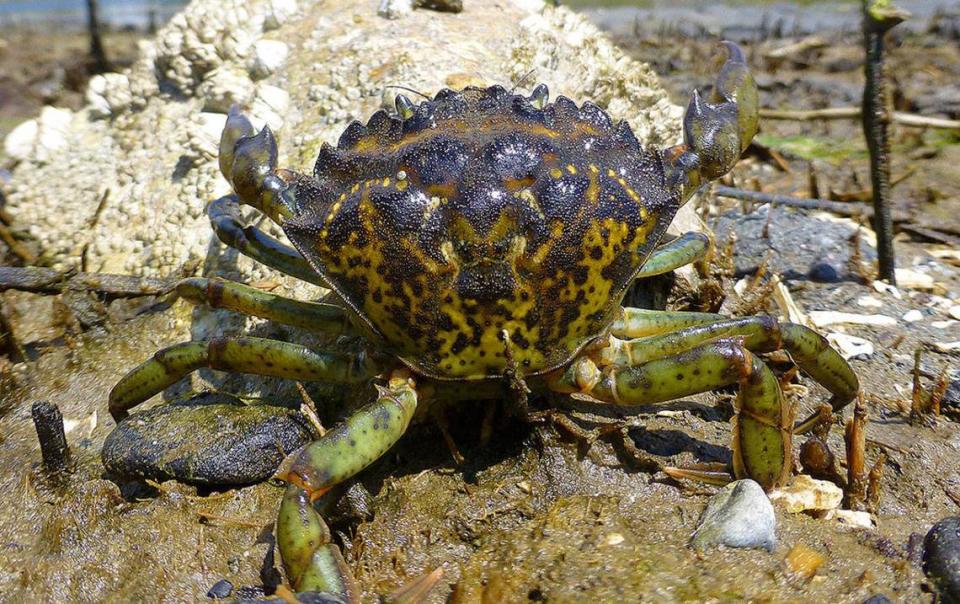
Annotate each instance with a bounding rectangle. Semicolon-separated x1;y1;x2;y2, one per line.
218;106;296;222
667;41;758;200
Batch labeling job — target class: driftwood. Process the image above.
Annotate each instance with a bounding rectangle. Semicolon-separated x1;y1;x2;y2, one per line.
760;107;960;130
0;266;172;297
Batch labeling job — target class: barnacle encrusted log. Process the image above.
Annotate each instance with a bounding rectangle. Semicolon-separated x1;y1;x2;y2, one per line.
4;0;684;288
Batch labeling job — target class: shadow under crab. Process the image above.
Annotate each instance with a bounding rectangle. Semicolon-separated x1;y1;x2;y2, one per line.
104;42;858;601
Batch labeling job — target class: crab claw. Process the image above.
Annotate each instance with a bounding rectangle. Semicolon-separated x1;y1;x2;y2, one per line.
219;105;255;183
667;41;758;199
218;107;295;222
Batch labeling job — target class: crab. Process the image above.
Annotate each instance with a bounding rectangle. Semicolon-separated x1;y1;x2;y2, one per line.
107;42;858;601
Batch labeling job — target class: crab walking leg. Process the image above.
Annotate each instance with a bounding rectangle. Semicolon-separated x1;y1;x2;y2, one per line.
108;337;377;420
611;307;726;339
276;371;418;501
175;277;354;335
605;313;860;415
634;232;711;279
277;484;360;600
208;195;328;287
547;340;791;489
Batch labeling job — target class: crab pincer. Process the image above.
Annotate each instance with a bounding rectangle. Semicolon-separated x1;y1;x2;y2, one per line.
219;106;295;221
666;40;759;199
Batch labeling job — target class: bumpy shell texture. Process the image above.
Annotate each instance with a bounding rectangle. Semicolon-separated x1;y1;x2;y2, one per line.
283;85;682;380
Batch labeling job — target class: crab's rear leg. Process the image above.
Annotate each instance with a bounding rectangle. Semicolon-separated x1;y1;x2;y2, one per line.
108;337;378;420
548;339;790;489
608;311;860;416
664;40;759;202
549;312;859;490
275;371;420;597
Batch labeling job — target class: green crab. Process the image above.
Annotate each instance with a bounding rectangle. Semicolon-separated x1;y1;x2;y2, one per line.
107;42;858;600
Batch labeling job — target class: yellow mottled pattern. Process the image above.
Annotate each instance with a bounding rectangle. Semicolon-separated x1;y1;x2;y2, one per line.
308;166;661;379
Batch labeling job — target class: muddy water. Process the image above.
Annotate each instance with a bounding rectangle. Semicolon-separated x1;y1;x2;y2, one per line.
573;0;960;39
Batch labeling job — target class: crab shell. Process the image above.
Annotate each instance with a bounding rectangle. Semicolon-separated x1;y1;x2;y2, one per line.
281;86;683;381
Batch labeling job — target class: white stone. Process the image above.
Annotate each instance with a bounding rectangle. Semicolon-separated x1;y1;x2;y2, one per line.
251;84;291;130
3;119;38;162
824;509;876;530
690;480;777;552
856;295;883;308
249;40;289;79
872;280;903;299
895;268;936;291
30;106;73;162
902;309;924;323
265;0;298;30
826;333;874;360
199;67;255;113
378;0;414;19
770;475;843;514
809;311;897;328
949;306;960;321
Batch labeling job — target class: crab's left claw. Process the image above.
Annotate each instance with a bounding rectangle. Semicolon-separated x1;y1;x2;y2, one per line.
218;106;297;222
666;41;758;201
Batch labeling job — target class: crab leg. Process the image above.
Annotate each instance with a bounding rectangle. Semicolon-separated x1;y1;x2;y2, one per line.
275;372;418;597
175;277;354;335
607;312;859;414
634;232;711;279
208;195;327;287
108;337;378;420
547;339;791;489
611;307;725;339
276;370;418;501
277;484;360;600
663;41;759;203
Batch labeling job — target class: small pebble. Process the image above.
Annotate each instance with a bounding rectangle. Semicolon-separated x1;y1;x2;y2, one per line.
950;305;960;321
902;309;923;322
808;260;841;283
857;295;883;308
825;509;876;530
690;479;776;552
923;516;960;602
862;595;892;604
770;475;843;513
784;543;826;581
207;579;233;599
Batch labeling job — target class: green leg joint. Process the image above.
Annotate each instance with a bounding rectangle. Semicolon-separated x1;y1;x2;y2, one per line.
610;307;724;339
277;484;360;600
208;195;327;288
547;340;791;489
634;232;710;279
606;311;860;421
276;371;418;500
108;337;377;420
176;277;354;335
780;322;859;412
